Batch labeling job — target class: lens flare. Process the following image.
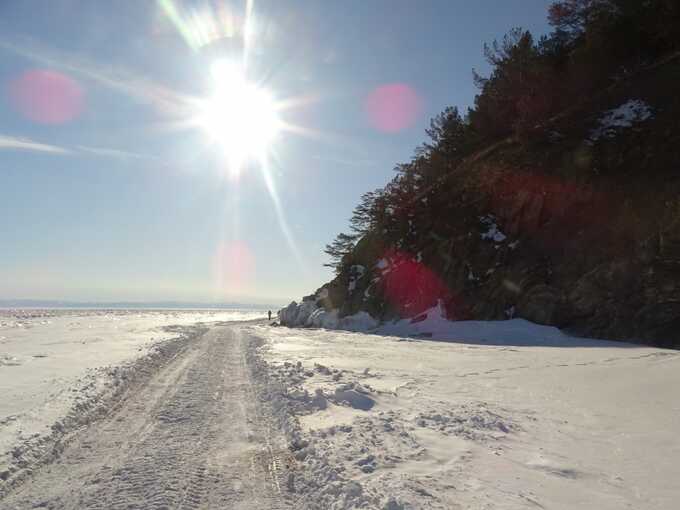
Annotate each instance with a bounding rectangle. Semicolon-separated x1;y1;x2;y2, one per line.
214;239;255;293
157;0;242;52
365;83;422;133
8;69;84;124
159;0;309;272
196;60;281;174
377;249;466;319
258;155;306;270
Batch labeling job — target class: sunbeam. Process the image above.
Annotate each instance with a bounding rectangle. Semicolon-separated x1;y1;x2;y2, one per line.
258;155;306;271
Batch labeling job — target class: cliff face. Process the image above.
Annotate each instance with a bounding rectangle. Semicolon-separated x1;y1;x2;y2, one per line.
300;57;680;348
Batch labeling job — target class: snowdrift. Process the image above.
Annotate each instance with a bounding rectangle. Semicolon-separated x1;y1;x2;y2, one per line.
278;299;623;347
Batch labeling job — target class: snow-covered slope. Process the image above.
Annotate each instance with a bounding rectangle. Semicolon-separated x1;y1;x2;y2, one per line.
250;321;680;509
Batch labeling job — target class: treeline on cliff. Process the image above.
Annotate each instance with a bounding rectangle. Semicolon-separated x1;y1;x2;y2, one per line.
319;0;680;347
326;0;680;272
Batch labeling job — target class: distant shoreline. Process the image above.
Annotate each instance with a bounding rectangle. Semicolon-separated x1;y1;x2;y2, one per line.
0;306;271;311
0;301;280;311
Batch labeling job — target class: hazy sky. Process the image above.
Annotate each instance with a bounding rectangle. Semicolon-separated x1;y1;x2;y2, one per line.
0;1;552;305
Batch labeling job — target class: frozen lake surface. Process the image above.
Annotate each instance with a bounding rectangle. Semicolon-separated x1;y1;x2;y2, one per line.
3;309;679;508
0;308;264;465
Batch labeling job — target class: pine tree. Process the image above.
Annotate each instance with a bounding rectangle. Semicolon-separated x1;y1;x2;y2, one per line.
323;232;358;272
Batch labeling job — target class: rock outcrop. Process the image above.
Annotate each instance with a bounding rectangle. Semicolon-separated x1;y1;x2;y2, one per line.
283;58;680;349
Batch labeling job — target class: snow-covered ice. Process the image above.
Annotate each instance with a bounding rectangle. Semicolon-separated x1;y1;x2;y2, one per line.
2;306;678;508
0;308;264;484
251;309;680;509
1;322;289;508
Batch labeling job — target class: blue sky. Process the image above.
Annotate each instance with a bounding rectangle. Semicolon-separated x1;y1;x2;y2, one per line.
0;1;553;305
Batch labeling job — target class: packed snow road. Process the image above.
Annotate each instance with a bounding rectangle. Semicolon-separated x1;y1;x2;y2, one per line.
1;324;289;510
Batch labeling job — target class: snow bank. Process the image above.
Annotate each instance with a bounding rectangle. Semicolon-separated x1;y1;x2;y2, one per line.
375;301;597;346
338;311;379;332
279;300;318;326
347;265;366;293
307;308;340;329
279;298;617;348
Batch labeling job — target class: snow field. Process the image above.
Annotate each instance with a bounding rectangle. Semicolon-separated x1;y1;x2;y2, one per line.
249;322;680;509
0;308;264;493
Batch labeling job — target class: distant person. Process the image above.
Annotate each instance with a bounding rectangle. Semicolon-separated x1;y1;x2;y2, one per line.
268;310;272;321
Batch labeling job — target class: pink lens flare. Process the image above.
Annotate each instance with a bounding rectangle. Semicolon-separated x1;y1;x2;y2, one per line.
377;249;466;319
8;69;84;125
365;83;422;133
214;240;255;292
482;171;615;248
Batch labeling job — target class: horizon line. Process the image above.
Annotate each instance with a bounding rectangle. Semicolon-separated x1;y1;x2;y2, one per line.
0;298;283;309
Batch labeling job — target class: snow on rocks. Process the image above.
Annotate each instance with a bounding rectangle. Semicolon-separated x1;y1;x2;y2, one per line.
279;299;319;327
348;265;366;294
467;266;480;282
589;98;653;141
280;299;378;332
281;295;621;348
338;311;379;332
307;308;340;329
479;214;507;243
375;258;389;271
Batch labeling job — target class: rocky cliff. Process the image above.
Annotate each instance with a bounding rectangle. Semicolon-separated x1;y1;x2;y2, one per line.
286;56;680;349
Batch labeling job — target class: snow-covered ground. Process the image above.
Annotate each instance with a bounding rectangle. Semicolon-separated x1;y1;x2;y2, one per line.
3;307;678;509
0;308;264;486
248;318;680;509
1;324;289;509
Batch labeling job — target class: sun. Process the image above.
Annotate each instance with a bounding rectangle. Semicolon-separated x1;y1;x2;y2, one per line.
197;59;281;172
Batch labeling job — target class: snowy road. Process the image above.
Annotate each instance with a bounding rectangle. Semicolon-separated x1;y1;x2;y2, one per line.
1;325;289;509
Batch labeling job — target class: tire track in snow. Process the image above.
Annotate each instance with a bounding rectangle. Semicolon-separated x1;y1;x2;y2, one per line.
1;325;289;510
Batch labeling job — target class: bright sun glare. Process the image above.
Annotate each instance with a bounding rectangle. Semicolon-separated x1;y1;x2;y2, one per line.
198;59;280;171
